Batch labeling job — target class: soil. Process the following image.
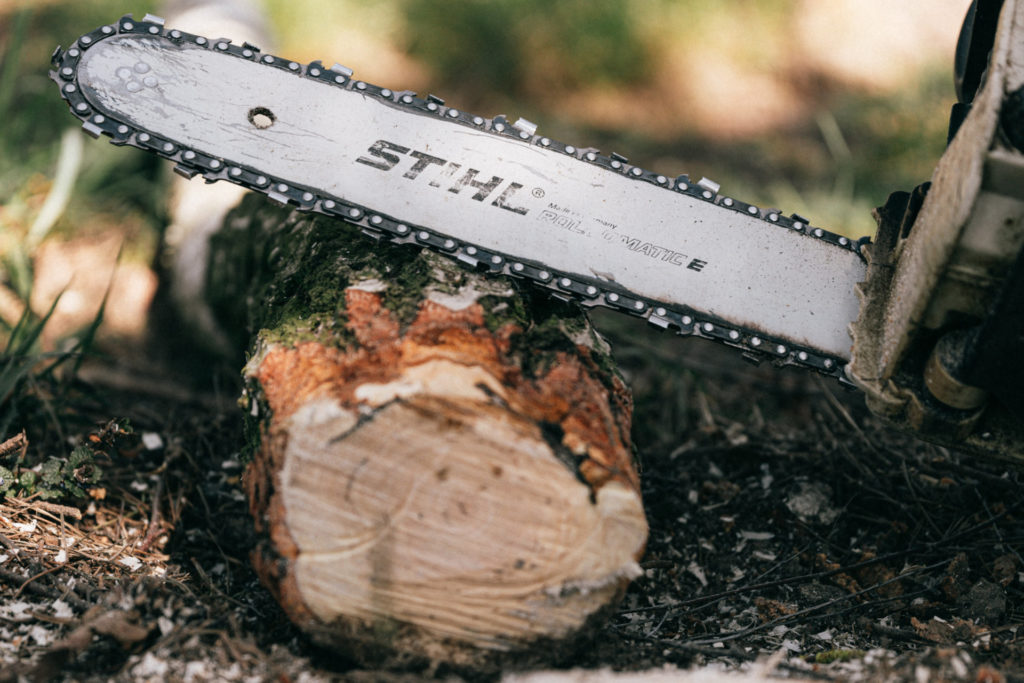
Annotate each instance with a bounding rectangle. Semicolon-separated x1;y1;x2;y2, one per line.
0;302;1022;682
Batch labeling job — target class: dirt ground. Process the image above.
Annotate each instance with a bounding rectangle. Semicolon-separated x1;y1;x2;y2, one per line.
0;295;1021;681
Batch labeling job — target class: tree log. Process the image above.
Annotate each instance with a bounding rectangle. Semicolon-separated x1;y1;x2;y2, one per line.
196;194;647;667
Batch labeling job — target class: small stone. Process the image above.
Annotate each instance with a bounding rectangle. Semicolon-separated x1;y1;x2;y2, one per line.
786;481;840;525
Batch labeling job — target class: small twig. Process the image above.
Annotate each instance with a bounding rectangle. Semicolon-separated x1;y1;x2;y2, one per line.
0;613;34;624
12;563;64;601
647;606;672;638
855;617;925;643
933;497;1022;546
640;559;675;570
0;566;87;609
900;458;942;538
218;632;245;663
825;586;931;624
926;458;1022;491
613;625;757;662
842;468;912;518
136;473;166;552
24;498;83;521
815;378;876;452
682;559;948;647
747;545;812;586
818;418;875;484
975;489;1024;567
695;389;717;432
224;633;264;659
627;547;920;615
190;558;248;610
0;431;28;459
28;609;77;626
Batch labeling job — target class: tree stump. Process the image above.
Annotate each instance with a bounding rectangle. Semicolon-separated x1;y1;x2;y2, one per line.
195;194;647;667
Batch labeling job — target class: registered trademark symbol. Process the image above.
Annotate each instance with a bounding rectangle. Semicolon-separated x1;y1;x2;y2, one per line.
532;187;545;199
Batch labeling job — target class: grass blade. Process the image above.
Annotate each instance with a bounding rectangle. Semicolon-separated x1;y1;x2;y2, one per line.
27;128;84;249
0;8;31;121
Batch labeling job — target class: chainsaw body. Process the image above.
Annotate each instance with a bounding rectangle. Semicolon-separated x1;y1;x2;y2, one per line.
850;0;1024;462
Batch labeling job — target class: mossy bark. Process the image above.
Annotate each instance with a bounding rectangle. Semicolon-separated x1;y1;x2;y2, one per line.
199;194;647;668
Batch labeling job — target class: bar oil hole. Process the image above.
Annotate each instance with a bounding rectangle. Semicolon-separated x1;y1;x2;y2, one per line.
248;106;275;129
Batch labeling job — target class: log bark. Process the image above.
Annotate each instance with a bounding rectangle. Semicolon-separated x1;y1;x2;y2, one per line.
195;194;647;667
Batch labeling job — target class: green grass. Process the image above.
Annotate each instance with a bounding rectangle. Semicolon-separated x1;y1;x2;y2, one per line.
0;2;142;444
0;245;110;438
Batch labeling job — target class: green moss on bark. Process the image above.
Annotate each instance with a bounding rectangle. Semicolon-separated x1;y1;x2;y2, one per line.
203;195;624;393
206;195;425;351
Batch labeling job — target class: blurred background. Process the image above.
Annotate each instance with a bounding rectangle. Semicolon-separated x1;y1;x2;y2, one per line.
0;0;968;357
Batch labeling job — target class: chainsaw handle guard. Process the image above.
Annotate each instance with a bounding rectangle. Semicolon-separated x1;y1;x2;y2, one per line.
849;0;1024;462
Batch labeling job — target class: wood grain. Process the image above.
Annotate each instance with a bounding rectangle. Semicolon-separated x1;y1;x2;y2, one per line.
191;196;647;666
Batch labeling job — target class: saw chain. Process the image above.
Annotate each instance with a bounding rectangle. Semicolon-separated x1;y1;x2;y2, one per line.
51;14;870;385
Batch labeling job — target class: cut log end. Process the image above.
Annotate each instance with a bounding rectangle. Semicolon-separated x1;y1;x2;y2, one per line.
244;292;646;666
202;198;646;666
255;393;644;664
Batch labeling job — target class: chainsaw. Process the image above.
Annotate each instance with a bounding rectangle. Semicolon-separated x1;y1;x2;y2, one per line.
50;1;1024;461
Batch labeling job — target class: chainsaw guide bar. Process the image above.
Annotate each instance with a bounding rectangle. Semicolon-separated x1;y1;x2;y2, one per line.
52;14;870;384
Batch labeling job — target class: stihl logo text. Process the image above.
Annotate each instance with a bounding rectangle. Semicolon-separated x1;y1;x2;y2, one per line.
357;139;530;215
